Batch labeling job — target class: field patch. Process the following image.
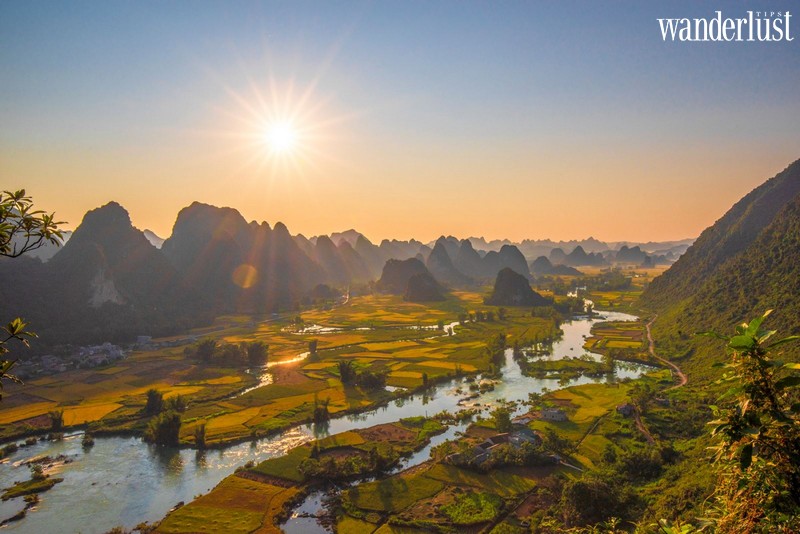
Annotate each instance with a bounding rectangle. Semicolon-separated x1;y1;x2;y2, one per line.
348;470;444;512
62;403;122;425
199;376;242;385
389;371;423;379
157;476;298;534
424;464;536;497
361;341;421;352
95;366;129;375
419;361;477;372
0;401;58;424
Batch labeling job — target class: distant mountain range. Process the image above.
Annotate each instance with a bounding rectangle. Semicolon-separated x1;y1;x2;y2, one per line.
0;196;694;348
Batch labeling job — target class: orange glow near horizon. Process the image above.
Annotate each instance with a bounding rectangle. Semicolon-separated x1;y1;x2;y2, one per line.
11;147;795;246
3;3;799;248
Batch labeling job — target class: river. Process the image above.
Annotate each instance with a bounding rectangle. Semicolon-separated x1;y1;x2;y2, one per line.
0;311;647;533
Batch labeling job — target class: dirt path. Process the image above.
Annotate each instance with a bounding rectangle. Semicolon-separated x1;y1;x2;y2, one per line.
645;316;687;390
632;410;655;445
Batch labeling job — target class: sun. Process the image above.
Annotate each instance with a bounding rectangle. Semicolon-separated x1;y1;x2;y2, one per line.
207;71;352;180
264;120;298;154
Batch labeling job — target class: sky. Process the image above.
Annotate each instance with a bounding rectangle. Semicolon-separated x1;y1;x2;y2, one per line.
1;0;798;243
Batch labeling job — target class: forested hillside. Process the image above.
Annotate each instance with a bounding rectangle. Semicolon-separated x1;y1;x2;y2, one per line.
641;159;800;378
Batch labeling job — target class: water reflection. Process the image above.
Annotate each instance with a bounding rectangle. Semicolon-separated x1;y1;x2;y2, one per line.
0;312;649;534
194;450;208;469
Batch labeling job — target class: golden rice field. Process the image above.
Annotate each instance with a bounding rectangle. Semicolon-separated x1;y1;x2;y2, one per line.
1;291;556;446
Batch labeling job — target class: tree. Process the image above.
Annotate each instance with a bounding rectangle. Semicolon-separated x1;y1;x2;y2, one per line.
144;411;182;446
560;475;630;527
219;343;244;366
195;339;217;363
0;189;64;257
0;189;64;398
338;360;356;384
492;406;512;433
48;409;64;431
246;341;268;366
194;423;206;450
165;394;187;413
313;396;330;424
357;369;387;390
497;307;507;321
145;389;164;415
602;350;615;374
542;427;574;455
309;339;318;355
485;332;507;365
628;382;655;414
700;311;800;531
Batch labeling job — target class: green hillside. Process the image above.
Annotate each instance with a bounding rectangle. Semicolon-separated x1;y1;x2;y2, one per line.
640;160;800;381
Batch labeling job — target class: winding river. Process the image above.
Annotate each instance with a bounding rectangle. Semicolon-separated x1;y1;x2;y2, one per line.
0;311;647;533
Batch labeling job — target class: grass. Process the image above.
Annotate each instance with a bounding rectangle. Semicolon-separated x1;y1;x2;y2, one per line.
424;465;536;497
156;476;298;534
318;431;365;448
252;446;312;483
338;515;379;534
348;471;445;512
2;476;63;500
441;491;503;525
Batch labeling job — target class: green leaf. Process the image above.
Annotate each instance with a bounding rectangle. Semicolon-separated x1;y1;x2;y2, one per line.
718;385;743;401
757;330;777;343
728;335;756;351
739;443;753;470
745;311;771;336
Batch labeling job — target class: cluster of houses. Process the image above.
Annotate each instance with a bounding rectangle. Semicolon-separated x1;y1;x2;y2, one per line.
13;333;205;380
14;342;127;378
445;426;542;467
11;328;209;380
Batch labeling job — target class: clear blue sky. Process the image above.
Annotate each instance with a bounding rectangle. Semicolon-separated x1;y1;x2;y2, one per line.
1;1;798;241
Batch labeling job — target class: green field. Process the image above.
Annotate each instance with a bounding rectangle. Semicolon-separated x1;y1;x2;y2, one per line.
157;419;443;532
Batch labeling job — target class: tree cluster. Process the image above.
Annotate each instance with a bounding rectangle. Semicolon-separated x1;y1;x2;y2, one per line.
185;339;268;367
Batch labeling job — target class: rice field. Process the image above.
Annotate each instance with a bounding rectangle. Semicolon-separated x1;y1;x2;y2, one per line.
1;291;557;445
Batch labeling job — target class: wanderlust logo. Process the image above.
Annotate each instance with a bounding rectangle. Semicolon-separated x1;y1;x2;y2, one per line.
658;11;793;42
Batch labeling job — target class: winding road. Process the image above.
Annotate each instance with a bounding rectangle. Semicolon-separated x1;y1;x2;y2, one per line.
646;316;688;389
625;316;688;445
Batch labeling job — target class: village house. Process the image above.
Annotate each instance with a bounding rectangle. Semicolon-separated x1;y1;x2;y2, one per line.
445;427;543;467
540;408;568;422
616;403;635;417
